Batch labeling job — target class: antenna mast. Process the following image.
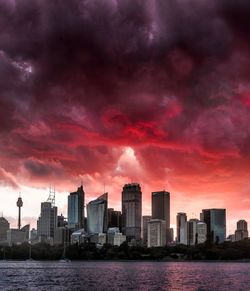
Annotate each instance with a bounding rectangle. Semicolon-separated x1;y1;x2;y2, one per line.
47;187;56;207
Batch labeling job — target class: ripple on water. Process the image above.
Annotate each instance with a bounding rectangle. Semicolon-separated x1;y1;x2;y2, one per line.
0;261;249;290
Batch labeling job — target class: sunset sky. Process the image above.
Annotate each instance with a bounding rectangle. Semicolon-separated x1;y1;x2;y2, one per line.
0;0;250;234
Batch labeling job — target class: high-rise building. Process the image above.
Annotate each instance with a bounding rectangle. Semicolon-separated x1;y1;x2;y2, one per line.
107;208;122;230
202;209;226;244
0;217;10;242
196;222;207;244
37;202;58;243
68;185;85;229
152;190;170;242
187;219;199;245
152;191;170;225
176;212;187;245
122;183;142;241
147;219;166;247
87;193;108;234
142;215;152;246
187;219;207;245
235;220;248;241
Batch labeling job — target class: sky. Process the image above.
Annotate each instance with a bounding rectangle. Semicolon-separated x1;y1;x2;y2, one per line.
0;0;250;234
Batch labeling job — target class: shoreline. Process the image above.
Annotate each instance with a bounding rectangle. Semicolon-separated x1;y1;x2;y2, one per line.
1;259;250;263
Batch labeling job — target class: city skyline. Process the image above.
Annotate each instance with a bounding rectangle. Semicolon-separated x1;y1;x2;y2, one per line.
1;0;250;237
0;182;247;237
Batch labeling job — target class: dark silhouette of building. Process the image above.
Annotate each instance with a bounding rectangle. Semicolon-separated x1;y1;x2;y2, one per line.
202;209;226;244
68;185;85;229
87;193;108;234
57;214;67;227
122;183;142;241
152;190;170;243
108;208;122;230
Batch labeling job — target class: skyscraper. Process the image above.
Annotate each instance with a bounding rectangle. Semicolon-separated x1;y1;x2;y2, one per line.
68;185;85;229
187;219;207;245
152;191;170;226
176;212;187;245
37;202;58;243
196;222;207;244
152;190;170;242
87;193;108;234
202;208;226;244
235;219;248;241
122;183;142;241
187;218;199;245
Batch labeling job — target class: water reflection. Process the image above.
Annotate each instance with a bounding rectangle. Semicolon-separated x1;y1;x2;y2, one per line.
0;261;249;290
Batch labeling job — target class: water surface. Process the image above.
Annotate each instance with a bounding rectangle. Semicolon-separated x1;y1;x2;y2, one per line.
0;261;249;290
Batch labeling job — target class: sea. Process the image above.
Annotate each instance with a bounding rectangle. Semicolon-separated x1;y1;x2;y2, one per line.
0;261;249;290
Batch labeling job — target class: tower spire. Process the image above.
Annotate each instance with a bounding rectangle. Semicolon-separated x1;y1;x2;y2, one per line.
16;194;23;230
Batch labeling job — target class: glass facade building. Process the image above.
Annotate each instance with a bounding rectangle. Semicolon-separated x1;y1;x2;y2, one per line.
202;208;226;243
176;212;187;244
87;193;108;234
68;185;85;229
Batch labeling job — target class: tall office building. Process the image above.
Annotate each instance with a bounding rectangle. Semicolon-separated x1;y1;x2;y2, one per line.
187;219;207;245
152;191;170;226
147;219;166;247
37;202;58;243
176;212;187;245
235;219;248;241
187;219;199;245
202;208;226;244
68;185;85;229
87;193;108;234
0;216;10;242
142;215;152;246
196;222;207;244
152;190;170;242
107;208;122;230
122;183;142;241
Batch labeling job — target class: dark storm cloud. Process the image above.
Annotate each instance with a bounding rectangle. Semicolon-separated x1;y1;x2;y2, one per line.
0;0;250;188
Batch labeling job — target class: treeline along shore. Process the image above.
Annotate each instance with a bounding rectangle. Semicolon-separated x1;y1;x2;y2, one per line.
1;240;250;261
